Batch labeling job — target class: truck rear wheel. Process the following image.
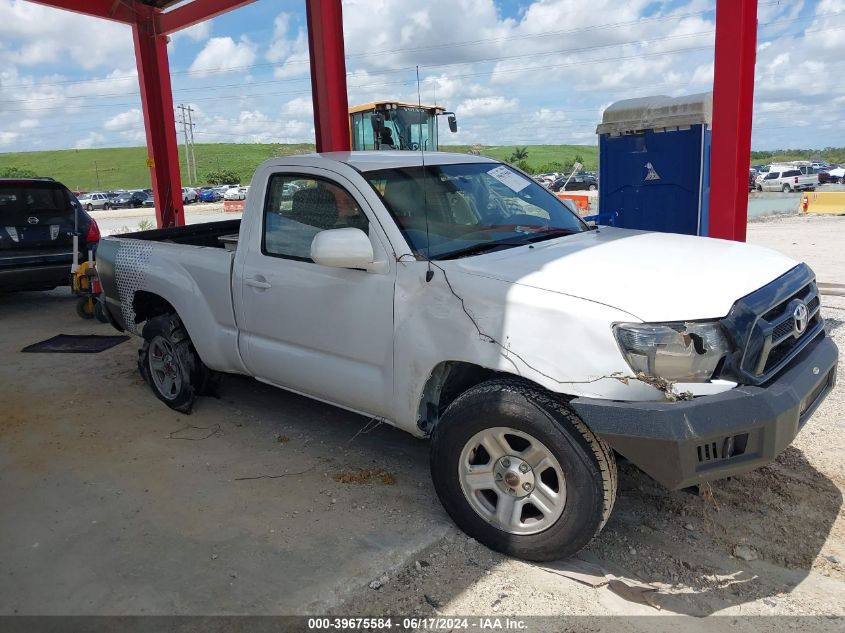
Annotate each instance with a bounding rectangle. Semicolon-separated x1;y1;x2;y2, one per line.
430;379;616;561
138;314;209;414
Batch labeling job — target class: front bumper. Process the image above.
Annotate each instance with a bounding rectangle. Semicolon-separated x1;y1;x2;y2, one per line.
570;334;838;490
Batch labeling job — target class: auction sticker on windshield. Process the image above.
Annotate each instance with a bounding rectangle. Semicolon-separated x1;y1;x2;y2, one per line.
487;165;530;192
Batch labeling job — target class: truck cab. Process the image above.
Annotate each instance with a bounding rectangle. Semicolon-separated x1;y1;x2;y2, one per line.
349;101;457;151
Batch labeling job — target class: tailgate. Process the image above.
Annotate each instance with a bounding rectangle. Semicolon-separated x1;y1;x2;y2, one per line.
0;182;78;254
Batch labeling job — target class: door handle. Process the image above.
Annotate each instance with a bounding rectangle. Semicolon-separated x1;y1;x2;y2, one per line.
245;277;272;289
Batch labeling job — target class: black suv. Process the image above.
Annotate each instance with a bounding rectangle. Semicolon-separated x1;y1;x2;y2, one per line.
0;178;100;291
111;190;148;209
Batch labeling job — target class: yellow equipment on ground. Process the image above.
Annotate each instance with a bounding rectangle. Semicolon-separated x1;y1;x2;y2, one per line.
71;261;107;322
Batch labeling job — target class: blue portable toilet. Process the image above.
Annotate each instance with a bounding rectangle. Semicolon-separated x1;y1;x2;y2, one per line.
596;92;712;236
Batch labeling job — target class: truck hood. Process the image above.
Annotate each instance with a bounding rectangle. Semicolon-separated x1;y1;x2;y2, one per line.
451;227;799;322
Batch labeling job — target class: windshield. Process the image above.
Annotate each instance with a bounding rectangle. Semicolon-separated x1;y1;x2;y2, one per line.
351;106;438;151
367;162;587;260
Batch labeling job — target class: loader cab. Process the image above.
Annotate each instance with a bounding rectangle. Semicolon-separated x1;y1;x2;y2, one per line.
349;101;457;152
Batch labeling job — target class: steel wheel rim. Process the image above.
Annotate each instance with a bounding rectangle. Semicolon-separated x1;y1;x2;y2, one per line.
458;426;566;535
148;336;183;400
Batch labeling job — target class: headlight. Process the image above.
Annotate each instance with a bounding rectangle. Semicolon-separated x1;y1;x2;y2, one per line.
613;322;731;382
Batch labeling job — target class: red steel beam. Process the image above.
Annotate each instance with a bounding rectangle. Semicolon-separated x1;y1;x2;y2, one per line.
709;0;758;241
157;0;258;35
305;0;350;153
26;0;137;23
133;6;184;228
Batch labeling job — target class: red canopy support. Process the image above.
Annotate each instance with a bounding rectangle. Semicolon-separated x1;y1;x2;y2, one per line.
133;6;184;227
709;0;758;242
305;0;350;153
157;0;258;35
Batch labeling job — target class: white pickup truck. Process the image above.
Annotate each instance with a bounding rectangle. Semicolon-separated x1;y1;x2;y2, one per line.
757;167;817;192
97;152;837;561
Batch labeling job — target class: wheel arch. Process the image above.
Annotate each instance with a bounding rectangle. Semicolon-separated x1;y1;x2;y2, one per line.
417;361;550;435
132;290;178;326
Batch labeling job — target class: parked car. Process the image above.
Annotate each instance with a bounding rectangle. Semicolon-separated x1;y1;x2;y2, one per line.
551;174;598;192
827;167;845;182
77;192;112;211
97;152;837;562
749;168;757;191
198;187;221;203
142;194;155;208
223;186;249;201
818;169;841;185
1;177;100;291
757;168;816;192
181;187;198;204
111;191;149;209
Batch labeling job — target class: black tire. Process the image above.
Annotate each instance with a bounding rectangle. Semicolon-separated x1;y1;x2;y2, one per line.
86;203;93;212
756;184;762;191
103;203;111;210
75;296;95;319
138;313;210;414
588;184;597;191
93;300;109;324
430;378;616;562
782;184;791;192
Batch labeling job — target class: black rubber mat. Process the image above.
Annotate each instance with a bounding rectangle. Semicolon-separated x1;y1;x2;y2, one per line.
22;334;130;354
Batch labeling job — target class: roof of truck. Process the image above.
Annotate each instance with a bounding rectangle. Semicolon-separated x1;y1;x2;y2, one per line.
305;151;498;172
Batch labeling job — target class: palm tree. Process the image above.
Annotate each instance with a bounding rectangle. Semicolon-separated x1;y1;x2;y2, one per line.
511;147;529;161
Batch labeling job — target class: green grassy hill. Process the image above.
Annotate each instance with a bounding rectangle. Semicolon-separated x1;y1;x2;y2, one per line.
0;143;597;191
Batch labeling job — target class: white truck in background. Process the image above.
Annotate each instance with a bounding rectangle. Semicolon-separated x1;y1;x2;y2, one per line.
96;152;837;561
757;164;817;192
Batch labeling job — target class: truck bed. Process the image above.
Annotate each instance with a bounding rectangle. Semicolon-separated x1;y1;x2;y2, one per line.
118;219;241;248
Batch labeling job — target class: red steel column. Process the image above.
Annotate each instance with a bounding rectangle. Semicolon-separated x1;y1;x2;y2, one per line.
709;0;757;241
132;6;184;227
305;0;350;153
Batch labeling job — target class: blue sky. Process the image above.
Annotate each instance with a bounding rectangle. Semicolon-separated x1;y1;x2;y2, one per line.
0;0;843;152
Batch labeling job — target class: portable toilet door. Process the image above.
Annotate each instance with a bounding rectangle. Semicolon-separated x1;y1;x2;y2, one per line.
596;93;712;236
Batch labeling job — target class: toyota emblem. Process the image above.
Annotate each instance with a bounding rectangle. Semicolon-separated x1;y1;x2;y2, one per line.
793;302;809;336
27;216;39;225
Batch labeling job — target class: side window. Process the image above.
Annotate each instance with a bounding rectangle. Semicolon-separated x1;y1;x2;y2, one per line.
263;174;369;261
765;173;778;180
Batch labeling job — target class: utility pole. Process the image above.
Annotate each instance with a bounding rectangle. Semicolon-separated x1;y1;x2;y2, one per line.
176;104;192;185
94;161;101;189
186;106;198;183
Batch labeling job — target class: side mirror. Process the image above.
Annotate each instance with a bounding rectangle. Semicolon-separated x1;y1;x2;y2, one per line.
310;228;387;273
448;114;457;133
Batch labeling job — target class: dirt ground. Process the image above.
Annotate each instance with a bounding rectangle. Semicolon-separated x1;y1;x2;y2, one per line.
330;214;845;627
1;214;843;629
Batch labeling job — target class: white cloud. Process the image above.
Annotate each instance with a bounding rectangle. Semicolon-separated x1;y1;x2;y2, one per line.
0;130;19;146
104;109;142;132
457;96;519;118
0;0;133;70
189;36;257;77
74;131;105;149
171;20;213;43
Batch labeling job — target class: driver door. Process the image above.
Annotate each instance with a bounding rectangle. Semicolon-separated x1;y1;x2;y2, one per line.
234;169;395;418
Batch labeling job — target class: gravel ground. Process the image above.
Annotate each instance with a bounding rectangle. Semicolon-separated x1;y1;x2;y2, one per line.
330;214;845;629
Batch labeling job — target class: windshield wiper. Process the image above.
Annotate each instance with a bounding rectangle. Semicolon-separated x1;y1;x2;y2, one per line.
437;239;529;260
519;227;579;243
436;228;579;260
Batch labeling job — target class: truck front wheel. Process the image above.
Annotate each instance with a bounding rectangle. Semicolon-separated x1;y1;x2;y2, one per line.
138;314;210;414
430;379;617;561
